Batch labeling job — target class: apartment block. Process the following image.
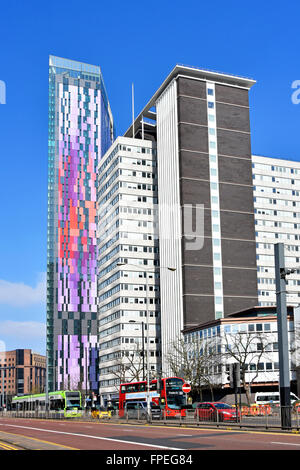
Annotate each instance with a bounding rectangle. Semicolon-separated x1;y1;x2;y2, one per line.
252;155;300;307
97;137;161;406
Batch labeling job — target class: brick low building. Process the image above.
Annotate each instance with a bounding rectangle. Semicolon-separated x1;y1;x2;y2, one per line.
0;349;46;407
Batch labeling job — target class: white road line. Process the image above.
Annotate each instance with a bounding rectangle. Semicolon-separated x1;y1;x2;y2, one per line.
0;423;182;450
271;441;300;447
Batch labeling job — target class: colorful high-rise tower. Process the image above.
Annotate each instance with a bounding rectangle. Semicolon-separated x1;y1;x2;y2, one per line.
47;56;114;394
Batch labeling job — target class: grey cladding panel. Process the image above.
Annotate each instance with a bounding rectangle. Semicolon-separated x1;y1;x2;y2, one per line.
216;102;250;133
219;183;255;213
183;266;214;295
218;156;253;186
181;207;212;238
177;77;207;99
224;297;257;316
220;211;256;240
179;151;210;180
221;239;257;268
182;239;213;267
178;96;208;126
183;295;215;326
179;123;208;153
222;267;258;297
217;129;251;159
181;178;211;206
215;84;249;107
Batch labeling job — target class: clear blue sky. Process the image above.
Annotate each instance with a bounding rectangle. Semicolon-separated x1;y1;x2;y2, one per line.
0;0;299;354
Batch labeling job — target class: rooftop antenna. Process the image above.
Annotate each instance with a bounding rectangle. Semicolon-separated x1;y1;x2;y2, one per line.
132;83;135;139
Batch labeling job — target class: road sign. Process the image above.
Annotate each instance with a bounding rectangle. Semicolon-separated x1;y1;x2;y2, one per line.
182;383;191;393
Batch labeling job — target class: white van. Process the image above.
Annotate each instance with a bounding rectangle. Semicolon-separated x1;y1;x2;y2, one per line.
255;392;299;405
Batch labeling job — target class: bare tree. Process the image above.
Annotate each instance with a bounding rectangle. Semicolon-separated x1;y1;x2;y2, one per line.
166;335;222;401
223;329;274;405
110;346;146;394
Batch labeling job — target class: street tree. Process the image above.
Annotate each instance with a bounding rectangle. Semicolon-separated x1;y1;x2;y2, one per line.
222;327;274;405
110;345;146;394
166;335;222;401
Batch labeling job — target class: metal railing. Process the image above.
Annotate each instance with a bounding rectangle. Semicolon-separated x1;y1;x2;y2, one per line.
1;405;300;431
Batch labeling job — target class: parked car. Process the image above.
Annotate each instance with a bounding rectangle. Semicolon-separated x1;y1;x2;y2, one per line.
91;406;112;419
255;392;299;405
194;402;240;422
123;401;148;419
123;401;162;420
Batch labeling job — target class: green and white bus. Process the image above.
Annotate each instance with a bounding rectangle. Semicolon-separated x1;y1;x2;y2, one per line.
11;390;83;418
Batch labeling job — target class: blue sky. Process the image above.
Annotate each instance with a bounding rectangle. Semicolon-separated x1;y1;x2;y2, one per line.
0;0;299;354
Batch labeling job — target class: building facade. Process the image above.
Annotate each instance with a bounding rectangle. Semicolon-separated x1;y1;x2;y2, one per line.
183;306;300;401
0;349;46;406
47;56;114;393
252;155;300;307
124;65;258;373
97;137;161;406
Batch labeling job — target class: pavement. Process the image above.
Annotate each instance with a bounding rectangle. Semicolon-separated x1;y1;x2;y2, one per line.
0;429;77;450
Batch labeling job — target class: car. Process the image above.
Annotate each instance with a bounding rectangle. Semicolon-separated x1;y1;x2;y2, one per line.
124;401;148;419
255;392;299;405
123;401;163;420
91;406;112;419
194;402;240;422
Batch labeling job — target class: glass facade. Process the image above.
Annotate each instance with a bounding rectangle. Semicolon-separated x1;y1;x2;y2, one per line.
47;56;114;393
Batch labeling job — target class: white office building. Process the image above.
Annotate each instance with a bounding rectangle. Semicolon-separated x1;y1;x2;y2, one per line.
97;137;161;406
252;155;300;307
183;305;300;399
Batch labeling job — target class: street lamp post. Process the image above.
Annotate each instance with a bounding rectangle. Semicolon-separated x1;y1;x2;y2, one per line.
274;243;292;429
117;261;176;421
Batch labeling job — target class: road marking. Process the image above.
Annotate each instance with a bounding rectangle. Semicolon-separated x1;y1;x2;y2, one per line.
0;442;18;450
0;428;77;450
0;423;183;450
271;442;300;447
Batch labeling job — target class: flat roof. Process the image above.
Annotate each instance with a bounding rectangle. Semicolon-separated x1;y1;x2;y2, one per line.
124;64;256;138
182;305;296;334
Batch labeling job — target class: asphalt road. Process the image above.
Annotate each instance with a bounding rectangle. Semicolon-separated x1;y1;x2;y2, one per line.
0;417;300;451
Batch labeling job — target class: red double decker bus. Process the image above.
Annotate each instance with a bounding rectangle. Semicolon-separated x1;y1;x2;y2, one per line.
119;377;186;417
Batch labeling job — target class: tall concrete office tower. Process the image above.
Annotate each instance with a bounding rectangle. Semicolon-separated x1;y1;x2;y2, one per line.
47;56;114;392
125;65;258;373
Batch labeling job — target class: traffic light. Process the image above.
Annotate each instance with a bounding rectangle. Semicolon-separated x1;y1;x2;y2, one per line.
235;364;240;388
226;363;240;389
280;267;296;281
240;367;245;384
226;364;234;388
